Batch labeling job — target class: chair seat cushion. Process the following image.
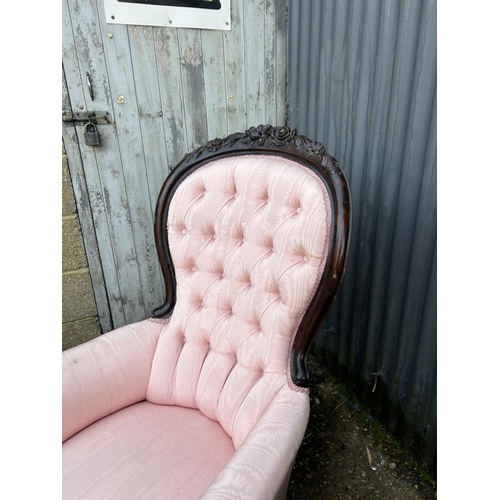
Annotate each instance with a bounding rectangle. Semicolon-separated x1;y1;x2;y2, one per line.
62;401;235;499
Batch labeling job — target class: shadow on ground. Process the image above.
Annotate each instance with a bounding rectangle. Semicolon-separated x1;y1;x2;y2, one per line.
287;356;437;499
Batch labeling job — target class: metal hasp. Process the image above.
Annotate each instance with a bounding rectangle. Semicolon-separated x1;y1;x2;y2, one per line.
62;110;112;126
86;72;94;101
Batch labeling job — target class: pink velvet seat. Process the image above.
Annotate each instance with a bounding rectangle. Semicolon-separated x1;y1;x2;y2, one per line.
62;125;351;500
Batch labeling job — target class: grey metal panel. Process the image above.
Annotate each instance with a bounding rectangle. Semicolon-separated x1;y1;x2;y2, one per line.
287;0;437;471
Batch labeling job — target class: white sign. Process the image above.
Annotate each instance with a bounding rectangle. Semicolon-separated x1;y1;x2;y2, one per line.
103;0;231;30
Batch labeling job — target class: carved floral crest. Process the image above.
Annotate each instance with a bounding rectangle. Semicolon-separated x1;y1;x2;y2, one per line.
185;125;342;176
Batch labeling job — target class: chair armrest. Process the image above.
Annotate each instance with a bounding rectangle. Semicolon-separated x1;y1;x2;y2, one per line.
62;318;166;442
200;386;310;500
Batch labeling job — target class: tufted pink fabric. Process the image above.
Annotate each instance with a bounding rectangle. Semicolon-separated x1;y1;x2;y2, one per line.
147;155;330;448
63;154;334;499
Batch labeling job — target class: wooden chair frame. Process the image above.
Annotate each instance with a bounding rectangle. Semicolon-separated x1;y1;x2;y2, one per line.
152;124;352;387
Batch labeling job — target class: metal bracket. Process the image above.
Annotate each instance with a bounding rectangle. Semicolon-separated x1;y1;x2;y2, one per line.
62;110;112;126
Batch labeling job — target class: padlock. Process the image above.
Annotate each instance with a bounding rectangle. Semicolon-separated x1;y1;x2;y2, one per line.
84;121;101;146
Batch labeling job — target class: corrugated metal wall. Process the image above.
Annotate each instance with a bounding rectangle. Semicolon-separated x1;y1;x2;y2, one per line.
287;0;436;471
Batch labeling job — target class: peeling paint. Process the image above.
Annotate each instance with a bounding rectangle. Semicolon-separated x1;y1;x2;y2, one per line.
181;34;203;67
155;31;172;70
70;0;81;16
131;26;142;54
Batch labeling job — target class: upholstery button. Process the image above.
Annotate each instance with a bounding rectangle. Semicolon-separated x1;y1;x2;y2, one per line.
296;207;302;214
213;234;217;239
303;256;308;263
234;193;238;198
266;198;270;203
192;266;196;271
182;337;187;343
182;228;187;234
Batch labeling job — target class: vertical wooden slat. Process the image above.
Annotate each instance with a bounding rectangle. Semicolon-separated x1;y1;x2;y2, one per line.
264;0;277;125
177;29;209;150
62;63;113;333
243;0;266;127
274;0;287;125
223;0;247;134
96;0;166;322
63;0;130;328
128;24;169;303
128;25;170;204
154;27;188;170
201;30;228;139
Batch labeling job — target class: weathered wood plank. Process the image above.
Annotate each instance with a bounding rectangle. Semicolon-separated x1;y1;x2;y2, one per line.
128;25;170;203
128;25;170;302
200;29;228;139
62;68;113;333
275;0;287;125
63;0;114;113
63;0;128;329
96;0;163;322
178;29;209;149
223;0;247;134
243;0;266;127
264;0;277;126
62;0;85;113
67;0;147;326
154;27;188;170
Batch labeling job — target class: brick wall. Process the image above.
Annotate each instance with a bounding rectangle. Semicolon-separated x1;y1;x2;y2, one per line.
62;145;101;350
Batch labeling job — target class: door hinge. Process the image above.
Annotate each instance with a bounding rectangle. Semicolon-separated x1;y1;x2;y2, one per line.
62;110;112;126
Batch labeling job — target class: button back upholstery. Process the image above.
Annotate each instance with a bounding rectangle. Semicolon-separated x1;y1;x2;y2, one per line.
62;125;351;500
148;155;332;448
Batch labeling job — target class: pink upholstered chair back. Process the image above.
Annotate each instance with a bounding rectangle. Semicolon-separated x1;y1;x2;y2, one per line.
146;126;351;449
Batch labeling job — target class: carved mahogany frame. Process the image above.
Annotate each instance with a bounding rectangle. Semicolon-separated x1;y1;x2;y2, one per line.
153;125;352;387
